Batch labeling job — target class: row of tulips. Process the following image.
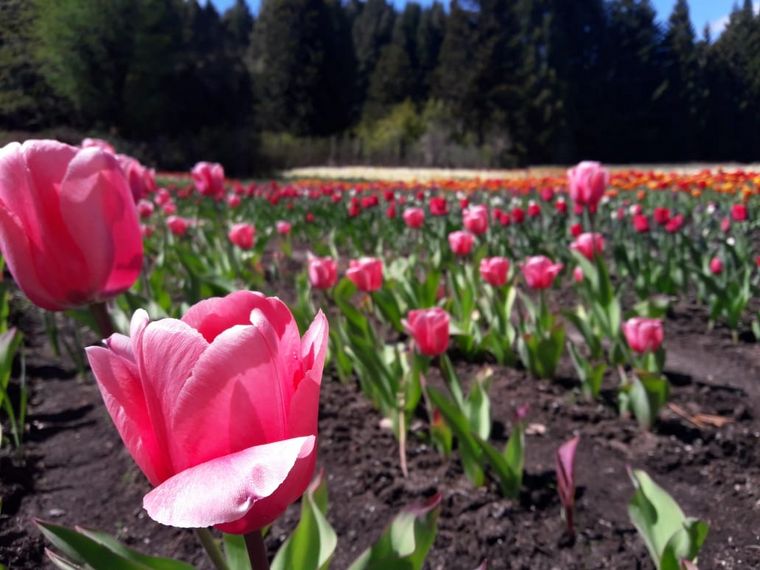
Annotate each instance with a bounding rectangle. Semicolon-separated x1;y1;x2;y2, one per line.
0;139;739;568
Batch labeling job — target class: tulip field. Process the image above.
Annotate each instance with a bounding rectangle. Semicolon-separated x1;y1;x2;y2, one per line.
1;141;760;570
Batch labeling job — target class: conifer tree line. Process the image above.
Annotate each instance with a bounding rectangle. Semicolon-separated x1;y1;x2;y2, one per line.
1;0;759;172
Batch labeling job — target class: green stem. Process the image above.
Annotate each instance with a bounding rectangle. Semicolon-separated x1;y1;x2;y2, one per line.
195;528;229;570
89;302;115;338
245;530;270;570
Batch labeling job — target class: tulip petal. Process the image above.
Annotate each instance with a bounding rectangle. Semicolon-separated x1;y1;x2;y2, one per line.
86;346;169;484
172;317;295;470
300;310;328;379
135;318;208;472
143;436;315;529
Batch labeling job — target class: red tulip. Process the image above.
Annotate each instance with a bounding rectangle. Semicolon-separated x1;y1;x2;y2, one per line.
527;202;541;218
498;211;511;226
429;196;448;216
346;257;383;292
522;256;563;289
155;188;171;206
567;161;608;210
385;203;396;219
141;225;154;239
511;207;525;224
459;197;469;209
556;436;580;536
555;199;568;215
653;207;671;225
479;257;510;287
731;203;747;222
709;257;723;275
167;215;191;237
720;217;731;233
305;212;315;223
570;222;583;238
161;201;177;215
403;307;450;357
463;205;489;235
540;187;555;202
403;207;425;229
276;221;292;235
622;317;663;354
632;214;649;233
228;223;255;251
0;140;143;311
307;256;337;289
665;213;684;233
448;230;475;256
570;232;605;260
86;292;327;533
192;161;225;200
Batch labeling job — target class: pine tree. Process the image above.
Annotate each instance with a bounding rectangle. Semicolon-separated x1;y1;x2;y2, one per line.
431;0;474;113
351;0;395;112
415;2;446;101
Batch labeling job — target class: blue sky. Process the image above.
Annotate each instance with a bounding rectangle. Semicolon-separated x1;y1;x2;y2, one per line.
210;0;752;36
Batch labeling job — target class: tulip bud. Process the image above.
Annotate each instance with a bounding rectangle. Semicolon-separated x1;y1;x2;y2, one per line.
308;256;338;289
346;257;383;292
404;307;450;357
448;230;475;256
622;317;664;354
479;257;510;287
522;256;563;289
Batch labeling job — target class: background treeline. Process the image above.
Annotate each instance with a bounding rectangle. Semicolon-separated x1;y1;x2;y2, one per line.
1;0;759;173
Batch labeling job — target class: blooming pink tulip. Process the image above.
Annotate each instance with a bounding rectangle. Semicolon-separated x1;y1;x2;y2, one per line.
228;223;255;251
117;154;156;203
448;230;475;256
403;207;425;229
570;232;605;260
86;292;327;533
403;307;450;357
308;256;338;289
479;257;510;287
709;257;723;275
276;221;292;235
429;196;448;216
632;214;649;233
567;161;608;210
573;267;584;283
227;194;241;209
346;257;383;292
192;161;225;200
167;215;191;237
622;317;664;354
463;205;488;235
522;256;563;290
0;140;143;311
137;200;155;219
731;203;747;222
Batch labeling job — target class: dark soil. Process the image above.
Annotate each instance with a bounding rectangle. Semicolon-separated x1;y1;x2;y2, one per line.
2;297;760;569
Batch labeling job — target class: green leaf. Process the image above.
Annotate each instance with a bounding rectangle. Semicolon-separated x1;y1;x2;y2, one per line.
626;372;669;430
223;534;252;570
37;520;193;570
347;494;441;570
272;471;337;570
628;469;708;570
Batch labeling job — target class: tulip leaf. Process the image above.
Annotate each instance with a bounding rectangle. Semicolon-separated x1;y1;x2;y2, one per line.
223;534;252;570
272;471;337;570
37;520;194;570
628;469;708;570
623;372;669;430
347;494;441;570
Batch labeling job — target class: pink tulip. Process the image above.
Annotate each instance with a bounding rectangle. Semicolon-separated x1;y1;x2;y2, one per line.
665;213;684;233
227;194;241;209
573;267;584;283
137;200;155;219
570;232;605;260
276;221;292;235
463;205;489;235
228;223;255;251
527;202;541;218
448;230;475;256
308;256;338;289
346;257;383;292
567;161;608;210
0;140;143;311
167;215;191;237
192;161;225;200
403;307;450;357
141;225;154;239
117;155;156;202
479;257;510;287
570;223;583;238
403;207;425;229
81;137;115;154
86;292;327;533
622;317;664;354
429;196;448;216
555;199;568;214
522;256;563;290
731;203;747;222
556;436;580;536
709;257;723;275
632;214;649;233
653;207;671;226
